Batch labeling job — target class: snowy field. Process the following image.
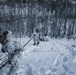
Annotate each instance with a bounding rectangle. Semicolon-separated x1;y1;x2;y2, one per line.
15;38;76;75
0;38;76;75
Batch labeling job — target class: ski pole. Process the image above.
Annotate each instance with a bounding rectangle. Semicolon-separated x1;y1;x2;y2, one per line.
23;36;34;48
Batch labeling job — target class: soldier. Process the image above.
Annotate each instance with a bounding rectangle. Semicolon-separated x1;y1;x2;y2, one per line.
33;29;40;45
0;31;23;75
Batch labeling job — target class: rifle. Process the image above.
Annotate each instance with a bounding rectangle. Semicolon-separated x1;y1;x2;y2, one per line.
23;36;34;48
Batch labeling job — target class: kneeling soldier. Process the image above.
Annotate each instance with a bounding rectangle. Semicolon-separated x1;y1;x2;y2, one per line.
0;31;23;75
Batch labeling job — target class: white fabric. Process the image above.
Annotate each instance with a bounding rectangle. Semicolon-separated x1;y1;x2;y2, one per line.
33;32;39;45
2;31;23;54
6;31;13;41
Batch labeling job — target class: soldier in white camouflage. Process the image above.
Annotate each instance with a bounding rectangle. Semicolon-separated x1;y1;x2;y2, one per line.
33;29;40;45
0;31;23;75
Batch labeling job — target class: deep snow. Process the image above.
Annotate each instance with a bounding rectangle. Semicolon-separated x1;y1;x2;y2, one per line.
0;38;76;75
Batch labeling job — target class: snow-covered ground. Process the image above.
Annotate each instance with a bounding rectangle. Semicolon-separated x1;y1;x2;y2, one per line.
0;38;76;75
14;38;76;75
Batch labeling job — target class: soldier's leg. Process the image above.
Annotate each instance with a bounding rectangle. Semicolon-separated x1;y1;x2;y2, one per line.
0;68;2;75
33;38;36;45
8;54;18;75
1;63;11;75
10;55;18;73
37;37;40;45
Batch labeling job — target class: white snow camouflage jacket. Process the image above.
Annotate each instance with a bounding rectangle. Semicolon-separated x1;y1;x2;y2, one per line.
2;31;23;54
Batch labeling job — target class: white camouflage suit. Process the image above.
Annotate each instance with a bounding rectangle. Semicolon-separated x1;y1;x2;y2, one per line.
33;32;40;45
1;31;23;75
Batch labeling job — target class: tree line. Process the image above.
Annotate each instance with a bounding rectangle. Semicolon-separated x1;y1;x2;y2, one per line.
0;0;76;39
